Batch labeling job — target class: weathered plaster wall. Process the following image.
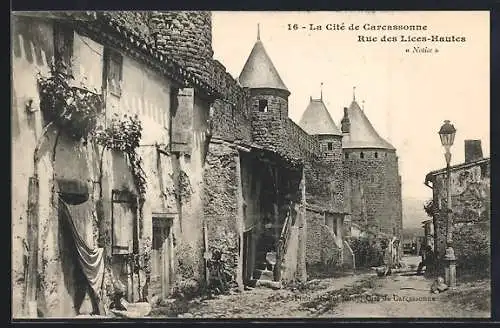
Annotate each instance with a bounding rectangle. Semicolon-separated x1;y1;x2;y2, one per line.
12;15;55;317
171;92;211;286
11;16;107;317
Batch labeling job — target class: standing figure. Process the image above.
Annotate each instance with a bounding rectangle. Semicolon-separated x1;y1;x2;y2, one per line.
417;245;434;275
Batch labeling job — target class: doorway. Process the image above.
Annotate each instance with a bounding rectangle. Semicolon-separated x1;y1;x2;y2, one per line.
242;230;254;285
151;217;172;300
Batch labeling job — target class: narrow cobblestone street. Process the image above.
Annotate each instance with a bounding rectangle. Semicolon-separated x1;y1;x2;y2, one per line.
149;256;491;319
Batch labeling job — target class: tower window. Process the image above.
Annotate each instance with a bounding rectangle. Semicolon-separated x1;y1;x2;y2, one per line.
327;142;333;151
360;152;364;159
258;99;268;112
375;152;378;158
345;153;349;159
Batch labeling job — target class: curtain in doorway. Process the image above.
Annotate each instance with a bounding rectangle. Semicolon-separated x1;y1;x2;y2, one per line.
59;197;105;296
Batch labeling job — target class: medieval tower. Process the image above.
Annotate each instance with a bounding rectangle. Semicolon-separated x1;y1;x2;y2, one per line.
299;93;344;214
238;25;290;151
340;91;403;239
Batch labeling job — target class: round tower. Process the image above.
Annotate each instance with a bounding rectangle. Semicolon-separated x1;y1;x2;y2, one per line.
238;25;290;150
298;92;344;212
149;11;213;84
341;89;402;239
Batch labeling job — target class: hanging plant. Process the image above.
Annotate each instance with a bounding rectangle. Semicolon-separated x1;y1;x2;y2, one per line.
93;113;147;197
37;62;103;143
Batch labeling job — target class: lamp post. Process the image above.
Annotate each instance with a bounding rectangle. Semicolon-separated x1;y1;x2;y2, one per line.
438;120;457;287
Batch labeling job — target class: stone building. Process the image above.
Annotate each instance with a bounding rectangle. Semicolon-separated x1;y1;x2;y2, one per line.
11;11;221;318
298;90;403;271
11;11;403;318
424;140;490;274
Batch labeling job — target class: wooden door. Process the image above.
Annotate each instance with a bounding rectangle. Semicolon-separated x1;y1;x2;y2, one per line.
151;218;171;299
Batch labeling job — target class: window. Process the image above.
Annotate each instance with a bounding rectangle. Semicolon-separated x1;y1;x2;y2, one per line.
258;99;268;112
105;50;123;97
54;23;74;74
375;152;378;158
345;153;349;159
327;142;333;151
360;152;364;159
111;190;137;254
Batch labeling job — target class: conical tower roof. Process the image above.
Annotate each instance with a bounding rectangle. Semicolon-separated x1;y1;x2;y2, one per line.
342;99;395;150
299;98;342;136
238;26;289;93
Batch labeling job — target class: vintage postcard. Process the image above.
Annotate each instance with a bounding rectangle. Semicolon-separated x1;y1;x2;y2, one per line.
11;10;490;319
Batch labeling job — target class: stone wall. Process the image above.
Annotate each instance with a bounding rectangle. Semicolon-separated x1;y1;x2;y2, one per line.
305;209;341;276
250;90;288;152
343;149;402;238
104;12;154;46
202;140;242;287
431;160;490;262
284;119;320;158
149;11;213;85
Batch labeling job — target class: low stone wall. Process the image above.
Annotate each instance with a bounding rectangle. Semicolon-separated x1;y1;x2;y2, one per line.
305;210;341;277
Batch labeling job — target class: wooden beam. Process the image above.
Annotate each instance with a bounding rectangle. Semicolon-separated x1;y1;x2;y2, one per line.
25;177;39;317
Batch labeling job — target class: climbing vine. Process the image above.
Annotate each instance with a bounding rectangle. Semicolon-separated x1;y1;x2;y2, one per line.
37;63;103;143
167;170;193;203
93;113;147;197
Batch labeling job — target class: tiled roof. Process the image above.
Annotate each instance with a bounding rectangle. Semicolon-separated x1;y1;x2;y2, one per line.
238;39;289;93
342;100;395;150
424;157;490;184
298;98;342;136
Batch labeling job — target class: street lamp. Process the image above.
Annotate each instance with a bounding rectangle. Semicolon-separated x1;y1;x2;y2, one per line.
438;120;457;287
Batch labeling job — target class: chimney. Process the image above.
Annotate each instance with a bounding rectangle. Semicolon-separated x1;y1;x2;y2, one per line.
341;107;350;133
464;140;483;163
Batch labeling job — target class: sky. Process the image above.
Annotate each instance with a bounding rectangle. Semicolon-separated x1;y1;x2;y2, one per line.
211;11;490;228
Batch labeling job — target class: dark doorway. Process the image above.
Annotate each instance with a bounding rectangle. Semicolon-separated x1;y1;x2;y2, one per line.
151;217;172;300
242;230;253;285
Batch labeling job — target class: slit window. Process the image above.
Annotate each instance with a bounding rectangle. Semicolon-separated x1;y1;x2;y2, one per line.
375;152;378;158
345;153;349;159
360;152;364;159
327;142;333;151
258;99;268;112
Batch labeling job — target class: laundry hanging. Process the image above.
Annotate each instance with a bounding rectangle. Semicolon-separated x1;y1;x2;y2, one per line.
59;197;105;296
